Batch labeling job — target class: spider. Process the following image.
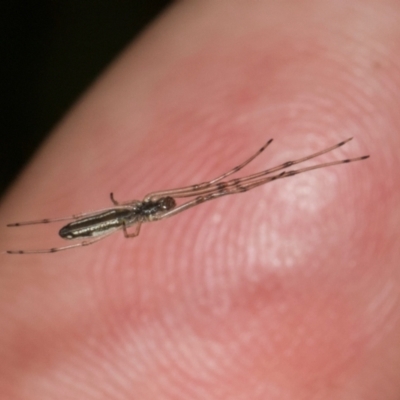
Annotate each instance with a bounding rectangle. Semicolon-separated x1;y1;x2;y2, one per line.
6;137;369;254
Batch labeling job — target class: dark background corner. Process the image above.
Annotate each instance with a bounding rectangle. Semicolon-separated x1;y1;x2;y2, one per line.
0;0;173;196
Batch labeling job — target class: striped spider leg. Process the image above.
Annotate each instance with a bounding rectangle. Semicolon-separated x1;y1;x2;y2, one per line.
142;137;369;219
6;137;369;254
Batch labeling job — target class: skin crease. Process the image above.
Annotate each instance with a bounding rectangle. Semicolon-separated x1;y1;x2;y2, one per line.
1;0;400;399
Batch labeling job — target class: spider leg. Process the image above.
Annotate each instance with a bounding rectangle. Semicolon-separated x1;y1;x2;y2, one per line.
122;222;141;238
221;155;370;190
145;138;355;201
223;138;356;186
110;192;119;205
206;139;273;184
7;201;140;228
144;139;273;201
7;213;97;227
110;192;140;207
150;154;369;221
144;150;369;203
149;187;253;221
6;229;118;254
149;196;213;221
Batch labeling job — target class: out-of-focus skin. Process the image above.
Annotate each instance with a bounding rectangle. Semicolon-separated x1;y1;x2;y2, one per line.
1;1;400;399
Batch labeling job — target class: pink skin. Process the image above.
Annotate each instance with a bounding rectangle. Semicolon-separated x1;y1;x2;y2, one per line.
1;1;400;399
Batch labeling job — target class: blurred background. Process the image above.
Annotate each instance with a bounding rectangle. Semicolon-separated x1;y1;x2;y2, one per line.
0;0;172;196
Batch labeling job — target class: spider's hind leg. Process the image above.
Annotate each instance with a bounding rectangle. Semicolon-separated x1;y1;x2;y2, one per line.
6;234;110;254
